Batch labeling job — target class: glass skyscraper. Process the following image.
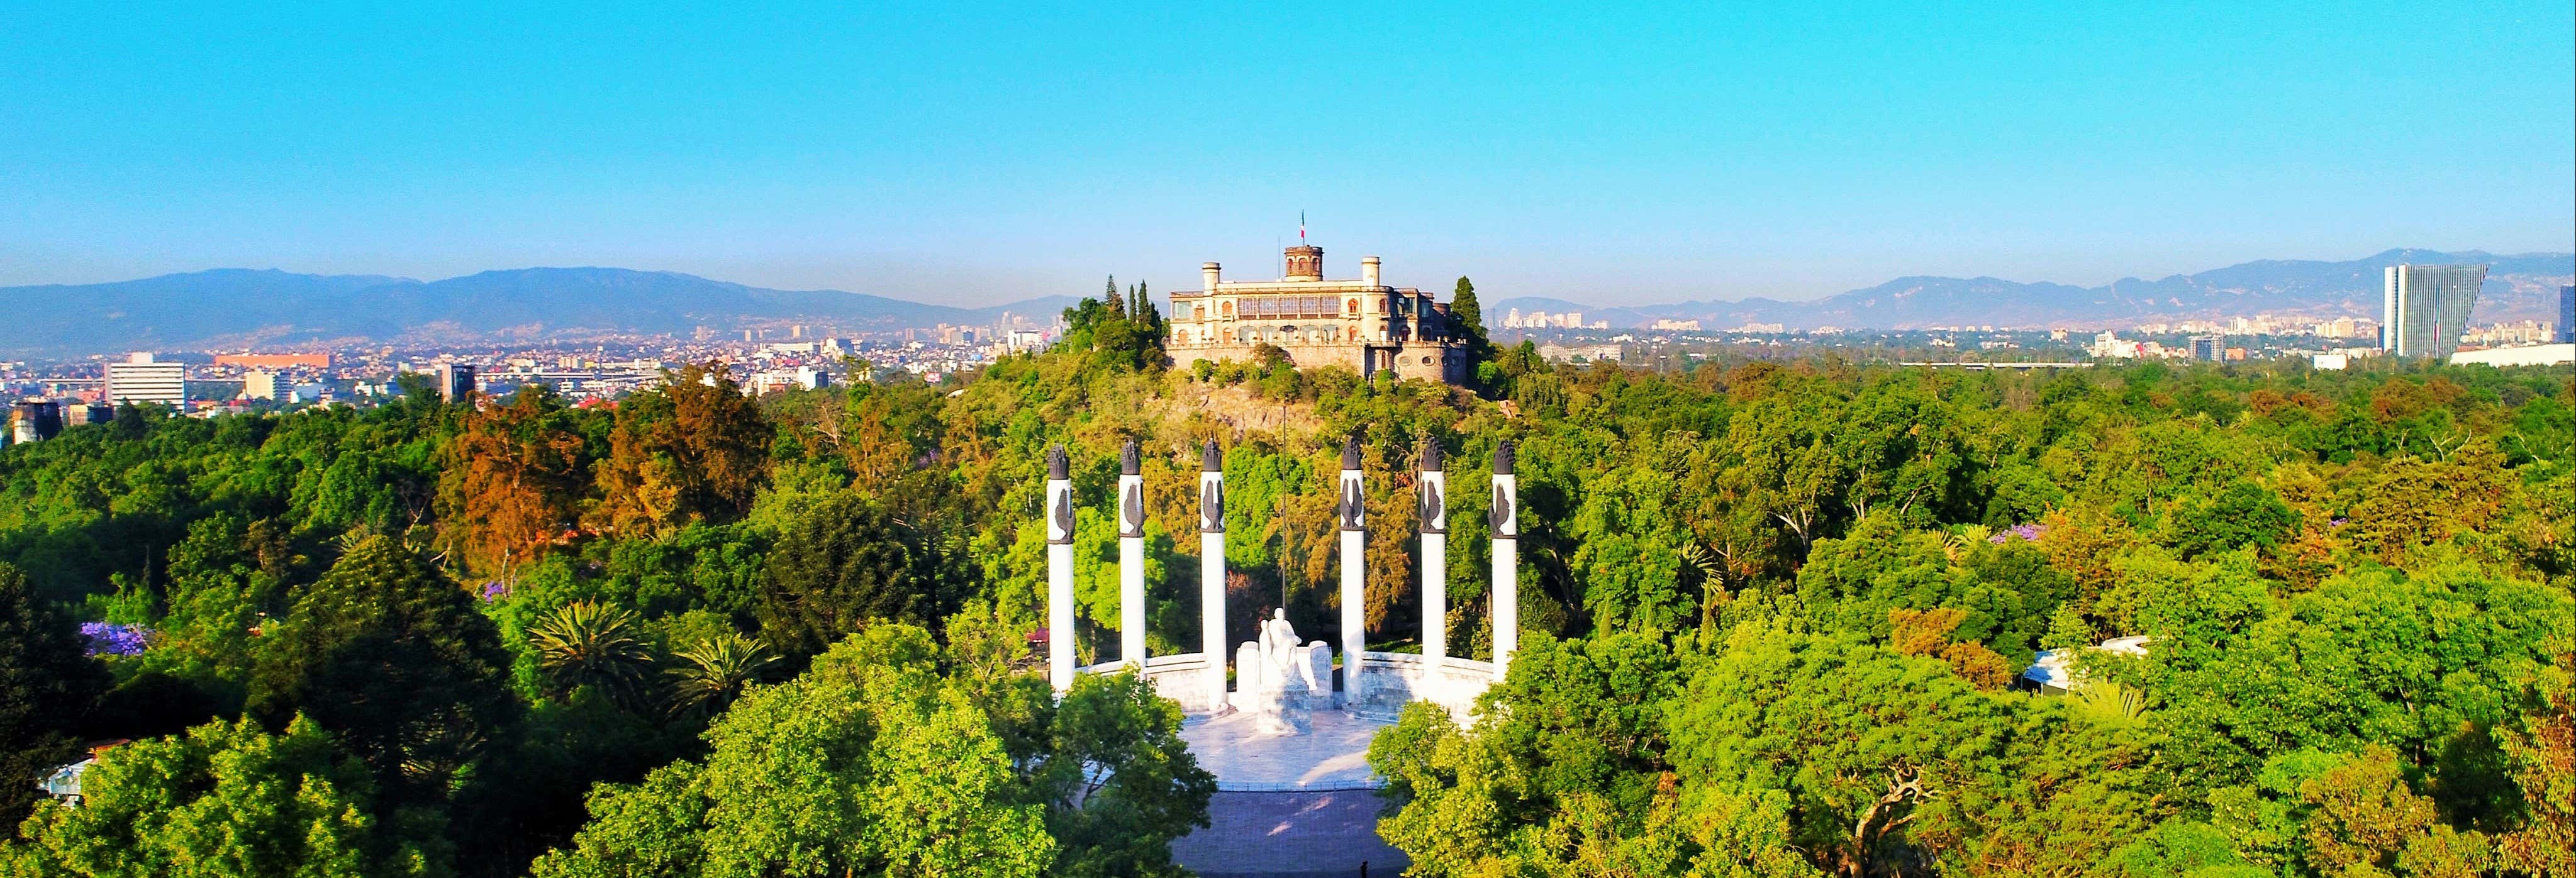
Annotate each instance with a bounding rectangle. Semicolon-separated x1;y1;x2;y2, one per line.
2558;284;2573;345
2380;264;2485;358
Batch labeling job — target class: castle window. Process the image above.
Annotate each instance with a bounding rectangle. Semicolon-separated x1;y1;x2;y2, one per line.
1222;301;1234;318
1346;298;1359;314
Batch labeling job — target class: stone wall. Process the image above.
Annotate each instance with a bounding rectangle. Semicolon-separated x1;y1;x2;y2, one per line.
1174;338;1465;384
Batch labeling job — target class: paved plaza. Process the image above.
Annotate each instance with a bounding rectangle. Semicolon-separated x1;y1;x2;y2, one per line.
1170;709;1408;876
1171;789;1409;878
1178;708;1392;791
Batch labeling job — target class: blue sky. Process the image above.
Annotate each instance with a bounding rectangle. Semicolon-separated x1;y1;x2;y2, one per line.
4;2;2569;307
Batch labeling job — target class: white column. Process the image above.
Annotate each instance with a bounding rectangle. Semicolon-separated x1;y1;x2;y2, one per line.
1337;438;1366;704
1419;442;1447;664
1045;445;1076;693
1491;440;1519;680
1118;441;1147;669
1198;441;1230;713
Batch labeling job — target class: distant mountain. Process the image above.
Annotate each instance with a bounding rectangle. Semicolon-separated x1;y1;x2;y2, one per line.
17;248;2567;355
1496;249;2573;331
0;267;1079;355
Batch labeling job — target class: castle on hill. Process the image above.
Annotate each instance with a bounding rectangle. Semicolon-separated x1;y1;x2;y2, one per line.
1165;245;1468;384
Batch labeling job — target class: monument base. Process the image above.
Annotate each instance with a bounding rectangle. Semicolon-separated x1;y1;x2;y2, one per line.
1178;708;1391;791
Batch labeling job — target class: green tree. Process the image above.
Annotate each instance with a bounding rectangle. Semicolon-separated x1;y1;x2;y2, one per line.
248;536;518;808
2144;565;2573;806
1000;670;1216;878
757;492;967;658
2162;480;2300;560
0;562;106;828
1665;626;2024;877
527;601;656;708
664;631;781;719
2495;651;2573;877
531;626;1052;878
1368;632;1708;875
1059;278;1166;372
1449;276;1493;363
1;716;446;878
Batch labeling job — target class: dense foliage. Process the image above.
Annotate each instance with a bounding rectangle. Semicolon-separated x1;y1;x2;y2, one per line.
0;327;2565;877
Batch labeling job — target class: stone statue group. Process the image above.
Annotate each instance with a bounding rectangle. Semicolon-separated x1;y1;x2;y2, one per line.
1237;609;1332;735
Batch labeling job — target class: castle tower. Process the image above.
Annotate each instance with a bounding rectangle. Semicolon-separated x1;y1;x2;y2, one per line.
1284;245;1323;282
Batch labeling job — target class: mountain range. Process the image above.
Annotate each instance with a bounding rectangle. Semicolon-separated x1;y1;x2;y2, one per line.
1495;248;2573;331
6;248;2568;356
0;267;1080;356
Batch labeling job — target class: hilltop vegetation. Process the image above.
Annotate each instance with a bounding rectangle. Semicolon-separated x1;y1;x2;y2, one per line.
0;291;2568;876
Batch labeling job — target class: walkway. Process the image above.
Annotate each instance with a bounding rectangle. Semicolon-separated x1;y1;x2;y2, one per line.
1172;789;1410;878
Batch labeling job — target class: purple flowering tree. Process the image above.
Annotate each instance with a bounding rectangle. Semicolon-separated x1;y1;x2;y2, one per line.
80;621;148;657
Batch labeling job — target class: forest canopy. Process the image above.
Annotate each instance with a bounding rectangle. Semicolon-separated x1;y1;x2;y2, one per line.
0;321;2567;877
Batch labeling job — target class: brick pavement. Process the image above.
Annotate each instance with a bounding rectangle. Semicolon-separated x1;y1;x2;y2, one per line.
1171;789;1410;878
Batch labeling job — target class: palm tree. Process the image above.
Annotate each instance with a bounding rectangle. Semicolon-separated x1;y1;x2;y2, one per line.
666;632;781;719
527;601;654;706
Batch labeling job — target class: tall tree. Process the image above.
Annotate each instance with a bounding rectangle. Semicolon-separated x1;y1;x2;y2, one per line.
589;364;772;536
444;386;588;574
248;536;518;809
757;492;967;658
1449;276;1493;358
0;562;106;828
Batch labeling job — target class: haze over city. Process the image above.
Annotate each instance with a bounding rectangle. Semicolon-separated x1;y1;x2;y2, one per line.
6;2;2570;308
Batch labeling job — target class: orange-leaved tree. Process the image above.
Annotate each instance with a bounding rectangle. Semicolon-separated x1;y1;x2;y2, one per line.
443;386;588;575
589;364;773;536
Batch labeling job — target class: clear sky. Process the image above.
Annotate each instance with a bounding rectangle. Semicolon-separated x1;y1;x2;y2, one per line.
4;2;2570;307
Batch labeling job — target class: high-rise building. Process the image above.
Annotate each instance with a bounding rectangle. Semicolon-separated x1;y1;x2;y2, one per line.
2380;264;2485;358
9;401;64;443
106;353;186;408
243;370;283;402
2558;285;2573;345
435;364;477;402
2189;335;2224;362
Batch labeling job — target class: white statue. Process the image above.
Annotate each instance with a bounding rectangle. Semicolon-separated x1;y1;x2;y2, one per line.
1261;610;1294;677
1241;609;1328;735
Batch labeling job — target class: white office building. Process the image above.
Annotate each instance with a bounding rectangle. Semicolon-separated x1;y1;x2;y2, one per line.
106;353;186;408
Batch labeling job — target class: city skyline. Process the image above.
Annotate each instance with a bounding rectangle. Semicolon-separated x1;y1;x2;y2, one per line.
6;3;2570;307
